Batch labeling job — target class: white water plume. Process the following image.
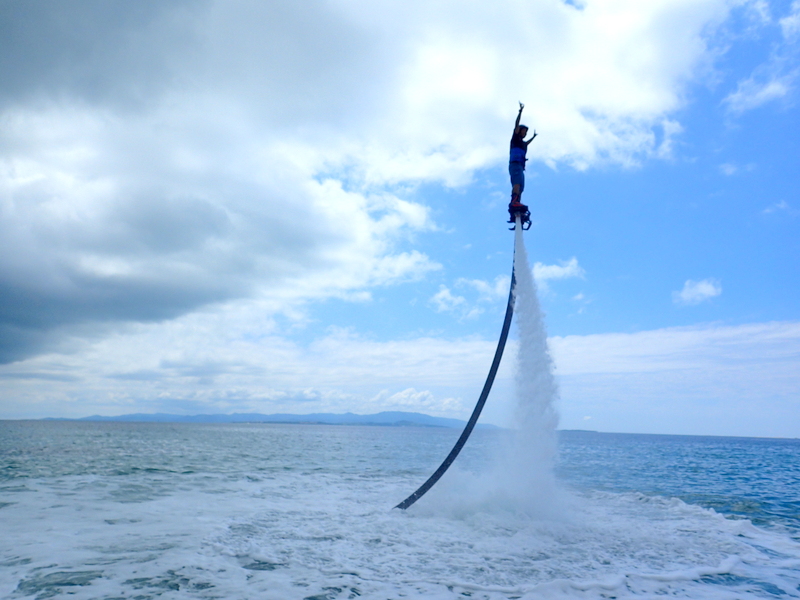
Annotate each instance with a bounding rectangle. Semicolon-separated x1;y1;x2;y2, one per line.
491;226;561;514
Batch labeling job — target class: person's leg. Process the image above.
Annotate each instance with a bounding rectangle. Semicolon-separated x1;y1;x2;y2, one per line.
509;163;525;203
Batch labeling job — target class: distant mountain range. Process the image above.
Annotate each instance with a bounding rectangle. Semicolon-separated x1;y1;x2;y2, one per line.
44;411;498;429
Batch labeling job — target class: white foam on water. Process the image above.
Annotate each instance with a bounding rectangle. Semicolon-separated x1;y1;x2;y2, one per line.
3;455;800;600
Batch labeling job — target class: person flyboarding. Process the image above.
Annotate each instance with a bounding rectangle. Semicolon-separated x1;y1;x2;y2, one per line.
508;102;536;229
394;105;535;510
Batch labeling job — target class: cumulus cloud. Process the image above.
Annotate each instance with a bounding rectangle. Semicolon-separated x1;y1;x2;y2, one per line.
430;285;467;312
533;257;586;282
532;257;586;293
0;120;439;363
430;285;482;320
672;278;722;305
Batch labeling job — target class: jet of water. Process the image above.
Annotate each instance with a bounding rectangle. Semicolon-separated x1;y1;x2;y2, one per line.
494;226;561;514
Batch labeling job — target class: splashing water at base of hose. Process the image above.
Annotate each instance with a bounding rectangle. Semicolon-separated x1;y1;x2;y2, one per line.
394;217;559;511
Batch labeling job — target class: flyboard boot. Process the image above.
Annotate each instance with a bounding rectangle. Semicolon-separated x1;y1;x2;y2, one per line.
508;193;531;230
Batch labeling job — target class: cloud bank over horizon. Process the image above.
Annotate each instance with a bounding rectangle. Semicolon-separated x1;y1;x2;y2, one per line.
4;315;799;437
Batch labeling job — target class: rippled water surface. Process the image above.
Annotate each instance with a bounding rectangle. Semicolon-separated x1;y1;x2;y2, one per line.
1;421;799;599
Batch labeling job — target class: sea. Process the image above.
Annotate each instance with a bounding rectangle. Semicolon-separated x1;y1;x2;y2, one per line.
1;420;799;600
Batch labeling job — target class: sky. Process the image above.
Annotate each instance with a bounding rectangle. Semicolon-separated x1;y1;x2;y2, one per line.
1;0;798;437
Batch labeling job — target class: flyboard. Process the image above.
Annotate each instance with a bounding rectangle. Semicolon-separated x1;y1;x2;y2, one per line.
394;209;528;510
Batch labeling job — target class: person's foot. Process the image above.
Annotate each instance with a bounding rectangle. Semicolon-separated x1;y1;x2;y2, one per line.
509;197;528;212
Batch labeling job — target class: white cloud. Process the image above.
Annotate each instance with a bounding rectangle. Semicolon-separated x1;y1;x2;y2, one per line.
724;74;795;113
430;285;482;320
0;305;503;419
571;291;591;315
762;200;798;215
656;119;684;158
672;278;722;305
457;275;511;302
0;103;441;362
549;321;796;376
550;321;800;436
372;388;464;414
533;258;586;286
429;275;511;321
724;0;800;115
3;314;800;437
430;285;466;313
444;263;581;318
719;162;756;175
781;0;800;41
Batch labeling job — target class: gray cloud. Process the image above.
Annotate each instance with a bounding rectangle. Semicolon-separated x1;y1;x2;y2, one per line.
1;1;425;361
0;0;393;125
106;370;162;382
0;1;198;110
0;370;80;382
0;1;430;363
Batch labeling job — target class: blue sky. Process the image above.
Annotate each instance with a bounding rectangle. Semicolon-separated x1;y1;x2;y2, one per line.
1;0;798;437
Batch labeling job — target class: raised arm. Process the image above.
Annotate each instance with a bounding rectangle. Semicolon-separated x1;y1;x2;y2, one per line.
514;102;524;130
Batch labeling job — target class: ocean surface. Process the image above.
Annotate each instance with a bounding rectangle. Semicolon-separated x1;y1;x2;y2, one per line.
1;420;799;600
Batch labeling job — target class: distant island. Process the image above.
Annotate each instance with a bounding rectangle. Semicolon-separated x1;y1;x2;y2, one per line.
43;411;499;429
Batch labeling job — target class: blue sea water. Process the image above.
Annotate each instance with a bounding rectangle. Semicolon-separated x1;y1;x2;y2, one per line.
1;420;799;599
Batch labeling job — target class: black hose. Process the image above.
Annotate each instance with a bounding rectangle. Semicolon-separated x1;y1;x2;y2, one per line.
394;252;517;509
